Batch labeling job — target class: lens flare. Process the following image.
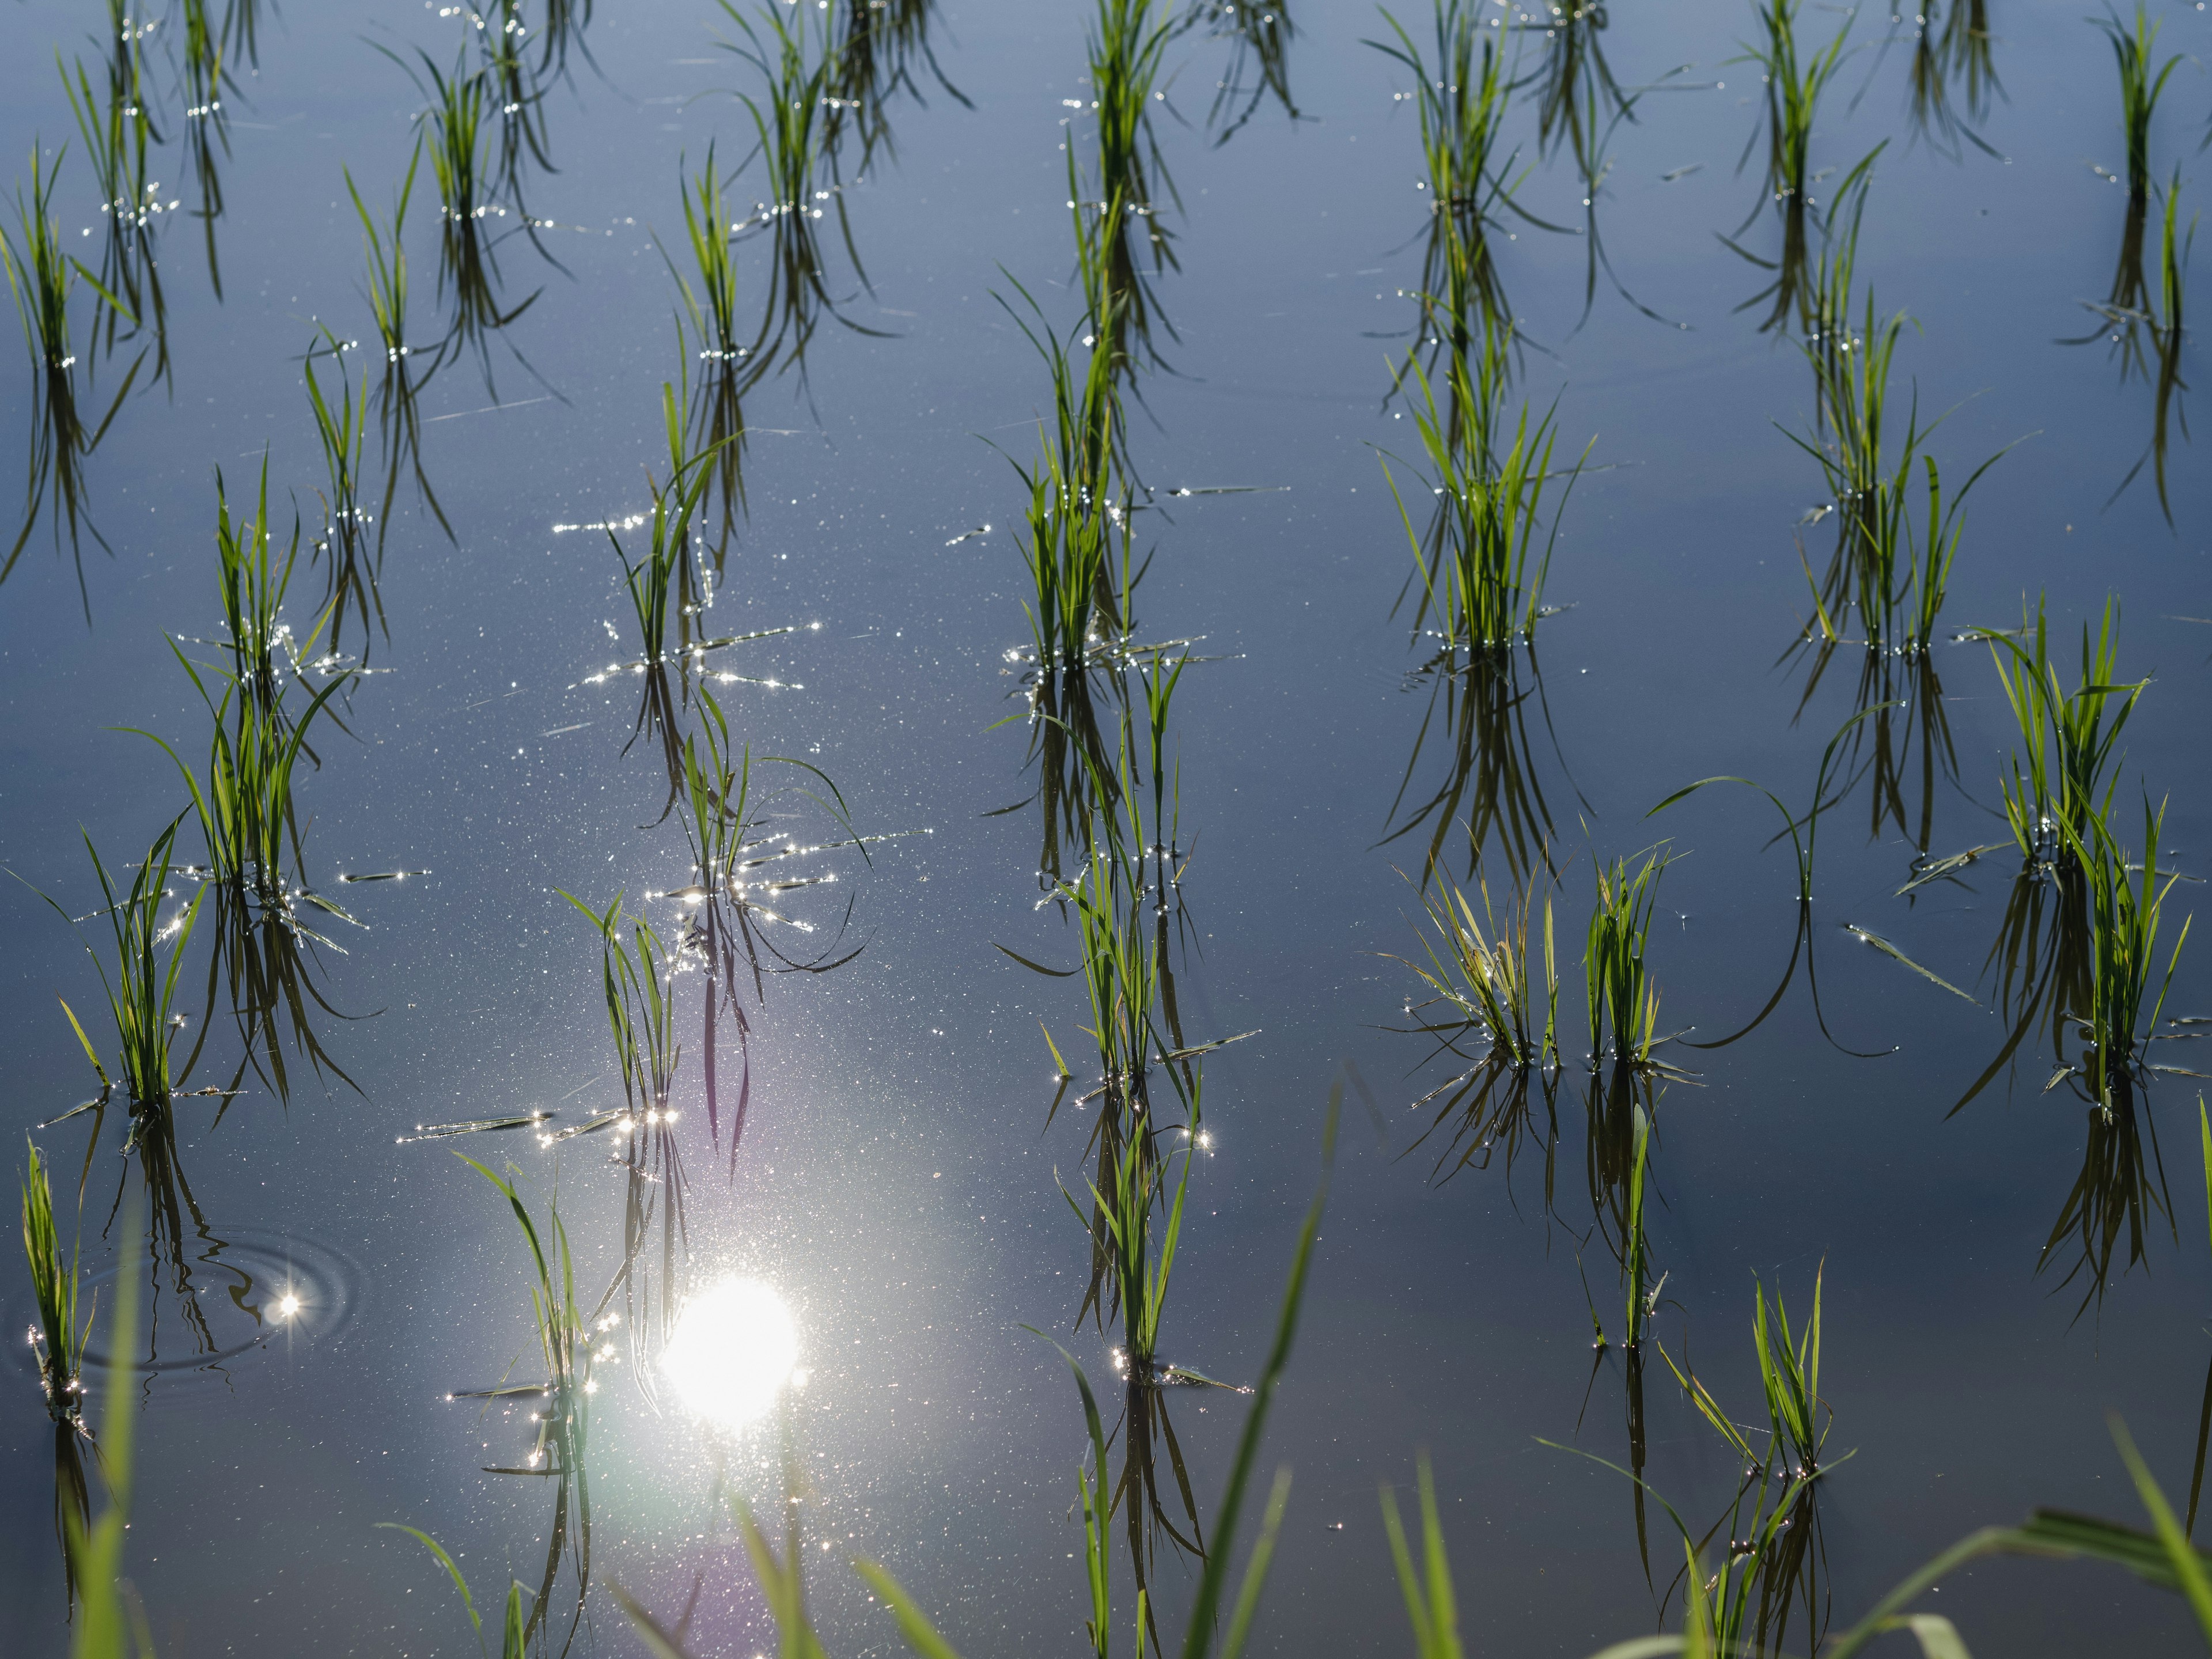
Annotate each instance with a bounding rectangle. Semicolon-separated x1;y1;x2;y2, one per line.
661;1277;798;1430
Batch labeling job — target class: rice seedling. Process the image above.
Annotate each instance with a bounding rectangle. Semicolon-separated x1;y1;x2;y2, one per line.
1972;595;2145;872
179;0;232;296
1383;335;1586;657
1380;1457;1463;1659
1388;858;1558;1073
344;143;456;553
1079;0;1180;372
40;817;206;1120
1585;844;1669;1070
2093;3;2179;321
2055;797;2191;1113
1721;0;1854;334
59;45;169;387
1786;178;2015;654
1187;0;1299;141
559;892;690;1353
1;141;142;607
658;146;751;560
393;50;540;379
131;467;367;1101
664;685;872;1168
449;1154;605;1655
1906;0;2003;158
304;328;385;660
718;0;887;385
584;408;792;806
22;1138;94;1432
1367;0;1528;368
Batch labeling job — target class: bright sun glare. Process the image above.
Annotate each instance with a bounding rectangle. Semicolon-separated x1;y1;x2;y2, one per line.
661;1277;798;1431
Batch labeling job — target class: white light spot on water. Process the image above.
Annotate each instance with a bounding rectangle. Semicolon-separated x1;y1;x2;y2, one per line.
662;1277;799;1431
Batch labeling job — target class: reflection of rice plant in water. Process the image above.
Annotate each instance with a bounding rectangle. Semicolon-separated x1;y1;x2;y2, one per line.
179;0;233;295
2090;3;2179;322
2078;168;2195;523
822;0;972;171
1080;0;1180;372
1190;0;1299;141
1;141;144;607
1907;0;2002;156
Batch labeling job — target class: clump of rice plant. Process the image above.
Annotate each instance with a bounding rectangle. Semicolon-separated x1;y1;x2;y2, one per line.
304;328;383;658
60;45;168;387
448;1154;604;1652
2094;2;2180;319
1724;0;1854;334
1368;0;1524;363
1585;844;1669;1069
1081;0;1179;368
719;0;885;380
22;1138;94;1429
2058;798;2191;1113
1;140;142;604
1391;861;1558;1072
1384;331;1583;655
1974;596;2145;872
46;816;206;1117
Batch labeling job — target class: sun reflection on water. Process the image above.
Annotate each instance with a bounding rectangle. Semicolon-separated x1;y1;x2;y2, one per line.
661;1277;799;1431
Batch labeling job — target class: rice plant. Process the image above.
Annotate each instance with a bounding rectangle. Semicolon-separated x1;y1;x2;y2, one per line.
2093;3;2179;321
43;817;206;1119
558;892;690;1354
1080;0;1180;370
1384;334;1584;656
1;141;142;606
719;0;887;384
2092;167;2196;524
179;0;232;296
1380;1457;1464;1659
658;145;750;559
1973;596;2145;872
60;46;169;387
304;329;383;660
344;143;456;552
22;1138;94;1431
62;1203;142;1656
1722;0;1854;334
665;686;870;1167
1368;0;1525;368
1585;844;1669;1070
395;51;539;378
585;409;795;806
132;468;366;1101
1389;859;1558;1073
449;1154;605;1655
378;1525;530;1659
2056;797;2191;1114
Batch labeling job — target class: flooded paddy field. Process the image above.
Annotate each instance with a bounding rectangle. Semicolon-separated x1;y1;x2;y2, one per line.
1;0;2210;1653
